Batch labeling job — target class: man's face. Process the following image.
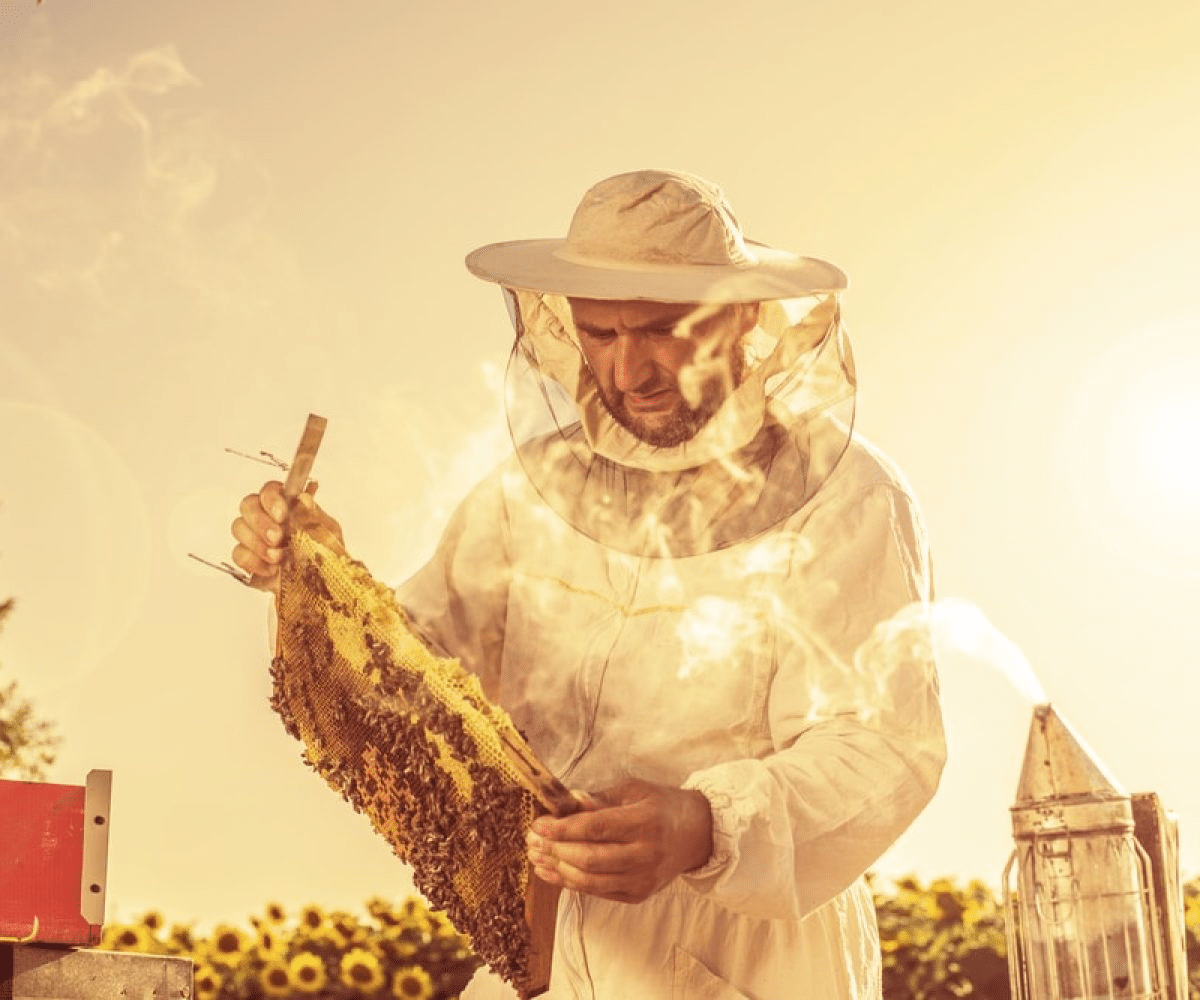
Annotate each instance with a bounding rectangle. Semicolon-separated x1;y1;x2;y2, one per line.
568;298;756;448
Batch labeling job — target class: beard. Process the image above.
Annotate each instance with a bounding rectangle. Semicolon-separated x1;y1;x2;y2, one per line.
603;395;718;447
601;352;746;448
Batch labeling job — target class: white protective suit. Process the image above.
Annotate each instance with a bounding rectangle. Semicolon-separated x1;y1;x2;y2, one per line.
396;290;946;999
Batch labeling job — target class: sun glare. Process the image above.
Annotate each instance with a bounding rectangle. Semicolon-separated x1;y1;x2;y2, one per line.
1063;316;1200;576
1103;342;1200;524
1116;390;1200;505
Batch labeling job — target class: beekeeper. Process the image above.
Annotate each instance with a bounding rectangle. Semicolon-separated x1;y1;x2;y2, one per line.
231;169;946;999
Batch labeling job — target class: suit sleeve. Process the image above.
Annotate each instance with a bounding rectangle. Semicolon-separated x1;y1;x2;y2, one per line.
681;482;947;919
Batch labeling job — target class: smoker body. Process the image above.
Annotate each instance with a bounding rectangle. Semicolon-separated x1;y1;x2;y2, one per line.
1003;704;1186;1000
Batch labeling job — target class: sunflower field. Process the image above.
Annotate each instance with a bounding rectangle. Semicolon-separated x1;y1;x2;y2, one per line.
96;895;479;1000
96;875;1200;1000
871;873;1200;1000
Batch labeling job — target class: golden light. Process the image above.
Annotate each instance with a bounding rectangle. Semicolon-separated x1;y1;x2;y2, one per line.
1107;378;1200;509
1062;315;1200;577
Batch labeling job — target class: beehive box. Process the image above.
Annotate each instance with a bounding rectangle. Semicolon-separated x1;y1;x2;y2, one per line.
0;770;111;947
2;944;192;1000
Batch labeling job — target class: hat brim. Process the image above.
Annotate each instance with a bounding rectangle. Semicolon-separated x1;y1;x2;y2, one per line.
465;238;847;303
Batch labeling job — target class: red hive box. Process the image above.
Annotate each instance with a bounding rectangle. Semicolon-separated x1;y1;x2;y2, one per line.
0;770;111;946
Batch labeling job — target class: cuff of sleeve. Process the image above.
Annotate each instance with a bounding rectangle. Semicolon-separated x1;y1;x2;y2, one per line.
679;770;747;889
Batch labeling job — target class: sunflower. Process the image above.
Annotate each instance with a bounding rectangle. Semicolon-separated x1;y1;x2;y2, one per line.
426;910;460;940
289;951;328;994
259;959;293;998
395;904;431;937
391;966;434;1000
366;896;400;926
333;912;364;944
263;901;287;924
255;923;284;959
299;904;326;931
340;947;385;993
139;910;165;933
193;963;223;1000
209;923;249;965
166;923;196;953
382;925;423;961
108;924;152;952
306;923;350;950
398;898;427;920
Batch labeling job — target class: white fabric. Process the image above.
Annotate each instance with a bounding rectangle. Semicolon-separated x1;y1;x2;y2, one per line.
396;430;946;999
465;170;847;304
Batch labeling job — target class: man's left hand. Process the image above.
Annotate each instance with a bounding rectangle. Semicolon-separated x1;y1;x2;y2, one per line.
526;779;713;904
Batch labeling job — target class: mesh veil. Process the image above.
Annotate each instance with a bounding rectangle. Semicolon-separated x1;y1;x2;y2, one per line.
501;287;857;558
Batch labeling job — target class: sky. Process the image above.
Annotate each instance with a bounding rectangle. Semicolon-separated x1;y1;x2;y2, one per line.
1;0;1198;930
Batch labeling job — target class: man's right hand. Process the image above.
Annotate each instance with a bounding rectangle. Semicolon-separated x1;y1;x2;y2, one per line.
230;481;343;593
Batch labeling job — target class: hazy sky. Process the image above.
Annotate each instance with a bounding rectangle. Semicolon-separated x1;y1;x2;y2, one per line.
2;0;1198;929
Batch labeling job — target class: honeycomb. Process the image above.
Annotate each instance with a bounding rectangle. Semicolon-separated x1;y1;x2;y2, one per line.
269;520;573;996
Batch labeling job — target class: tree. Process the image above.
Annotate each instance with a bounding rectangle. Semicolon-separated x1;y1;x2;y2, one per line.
0;597;61;779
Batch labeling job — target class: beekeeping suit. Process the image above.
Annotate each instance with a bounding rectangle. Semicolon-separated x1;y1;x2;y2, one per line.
396;171;946;999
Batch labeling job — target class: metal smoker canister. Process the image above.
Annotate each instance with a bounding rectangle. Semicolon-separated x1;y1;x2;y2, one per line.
1002;704;1177;1000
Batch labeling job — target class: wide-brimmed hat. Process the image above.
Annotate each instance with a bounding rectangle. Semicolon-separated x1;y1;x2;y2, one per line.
465;169;847;303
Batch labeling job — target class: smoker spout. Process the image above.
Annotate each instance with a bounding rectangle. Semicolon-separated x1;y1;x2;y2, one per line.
1015;702;1127;805
1012;703;1131;839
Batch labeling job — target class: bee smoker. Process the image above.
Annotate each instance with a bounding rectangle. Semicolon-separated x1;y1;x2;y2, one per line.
1002;704;1188;1000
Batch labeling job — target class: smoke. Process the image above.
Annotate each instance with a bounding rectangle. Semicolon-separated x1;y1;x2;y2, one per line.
0;42;295;333
929;597;1046;705
677;595;765;681
0;40;324;705
329;360;512;583
861;596;1046;882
